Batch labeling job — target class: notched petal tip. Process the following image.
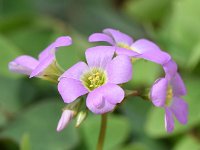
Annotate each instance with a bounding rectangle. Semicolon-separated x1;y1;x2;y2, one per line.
88;33;114;45
55;36;72;47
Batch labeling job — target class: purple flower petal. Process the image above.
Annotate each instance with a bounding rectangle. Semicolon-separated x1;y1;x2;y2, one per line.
58;78;88;103
150;78;168;107
59;61;88;81
85;46;115;68
39;36;72;60
115;47;140;57
30;54;55;78
56;110;74;132
131;39;171;64
163;59;177;80
103;28;133;45
171;73;187;96
88;33;115;45
86;83;124;114
170;97;188;124
165;107;174;133
9;55;39;75
106;55;132;84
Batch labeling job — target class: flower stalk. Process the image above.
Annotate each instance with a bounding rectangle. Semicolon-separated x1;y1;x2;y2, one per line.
97;114;107;150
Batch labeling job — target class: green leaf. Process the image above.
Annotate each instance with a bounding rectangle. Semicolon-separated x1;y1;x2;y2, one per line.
1;100;79;150
173;136;200;150
130;60;161;87
0;113;7;127
80;114;131;150
187;42;200;70
145;78;200;138
20;133;31;150
0;76;22;114
117;142;148;150
124;0;172;22
120;97;151;135
0;35;21;78
158;0;200;67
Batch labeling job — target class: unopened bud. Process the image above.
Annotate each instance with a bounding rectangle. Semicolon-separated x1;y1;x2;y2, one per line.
56;109;75;132
75;111;88;128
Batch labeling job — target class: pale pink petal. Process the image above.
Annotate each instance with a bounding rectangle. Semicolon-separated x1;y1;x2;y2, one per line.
103;28;133;45
165;107;174;133
171;73;187;96
86;83;124;114
9;55;39;75
170;97;188;124
106;55;132;84
88;33;115;45
150;78;168;107
59;61;88;81
58;78;88;103
85;46;115;68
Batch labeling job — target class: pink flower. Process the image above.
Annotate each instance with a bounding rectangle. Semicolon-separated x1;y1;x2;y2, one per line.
9;36;72;79
58;46;132;114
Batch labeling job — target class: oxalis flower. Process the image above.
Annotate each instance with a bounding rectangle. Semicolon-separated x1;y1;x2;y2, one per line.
9;36;72;81
89;28;171;65
58;46;132;114
150;60;188;132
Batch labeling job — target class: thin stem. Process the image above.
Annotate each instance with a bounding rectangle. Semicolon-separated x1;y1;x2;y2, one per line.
97;114;107;150
125;90;140;98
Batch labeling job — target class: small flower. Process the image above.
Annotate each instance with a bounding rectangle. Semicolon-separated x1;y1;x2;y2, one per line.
89;28;171;65
57;109;75;132
150;63;188;132
9;36;72;81
58;46;132;114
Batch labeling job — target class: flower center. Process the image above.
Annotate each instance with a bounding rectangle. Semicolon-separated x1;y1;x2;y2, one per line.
81;68;107;91
117;42;140;53
165;86;173;106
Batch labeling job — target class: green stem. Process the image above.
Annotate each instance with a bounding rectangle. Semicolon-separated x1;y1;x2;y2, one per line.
97;114;107;150
125;90;140;98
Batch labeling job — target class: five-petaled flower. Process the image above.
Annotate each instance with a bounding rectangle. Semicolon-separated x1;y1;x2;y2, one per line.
9;36;72;81
151;60;188;132
58;46;132;114
89;28;171;65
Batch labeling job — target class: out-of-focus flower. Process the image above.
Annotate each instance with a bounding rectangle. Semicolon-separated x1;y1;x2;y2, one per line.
57;109;75;132
89;28;171;65
150;70;188;132
9;36;72;81
58;46;132;114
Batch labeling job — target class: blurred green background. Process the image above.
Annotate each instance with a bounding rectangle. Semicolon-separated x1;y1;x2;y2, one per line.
0;0;200;149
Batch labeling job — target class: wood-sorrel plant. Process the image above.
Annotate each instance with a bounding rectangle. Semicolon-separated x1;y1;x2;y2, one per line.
9;28;188;150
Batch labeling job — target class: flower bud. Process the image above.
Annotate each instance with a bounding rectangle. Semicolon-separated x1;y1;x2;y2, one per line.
75;110;88;128
56;110;75;132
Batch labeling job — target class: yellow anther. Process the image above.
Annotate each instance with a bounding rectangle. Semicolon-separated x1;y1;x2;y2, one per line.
89;85;93;87
95;72;100;75
88;76;93;80
95;76;99;80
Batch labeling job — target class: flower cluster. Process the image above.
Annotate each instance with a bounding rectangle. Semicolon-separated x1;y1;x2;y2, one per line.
9;28;188;133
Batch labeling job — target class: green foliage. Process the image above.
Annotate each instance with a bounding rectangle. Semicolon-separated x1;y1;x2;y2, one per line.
1;100;79;150
0;35;21;78
173;136;200;150
124;0;172;23
80;114;131;150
